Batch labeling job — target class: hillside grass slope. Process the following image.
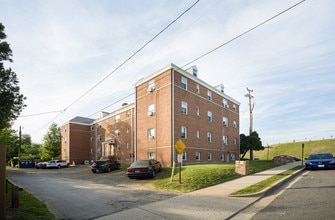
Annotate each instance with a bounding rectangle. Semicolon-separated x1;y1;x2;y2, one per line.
254;139;335;160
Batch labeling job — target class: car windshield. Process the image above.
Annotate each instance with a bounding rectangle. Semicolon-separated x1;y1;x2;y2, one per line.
309;153;333;160
131;160;149;166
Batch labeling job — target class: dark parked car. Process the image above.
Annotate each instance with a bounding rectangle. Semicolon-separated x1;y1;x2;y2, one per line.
126;159;161;179
91;159;120;173
35;161;48;169
305;152;335;170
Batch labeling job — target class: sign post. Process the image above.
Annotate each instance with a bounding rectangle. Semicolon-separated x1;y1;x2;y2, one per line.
174;139;186;184
301;144;305;166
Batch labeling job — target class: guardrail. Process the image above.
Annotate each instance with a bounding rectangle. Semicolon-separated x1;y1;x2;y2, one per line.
6;178;23;208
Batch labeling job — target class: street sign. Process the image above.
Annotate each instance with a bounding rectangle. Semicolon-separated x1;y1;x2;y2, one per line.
175;139;186;154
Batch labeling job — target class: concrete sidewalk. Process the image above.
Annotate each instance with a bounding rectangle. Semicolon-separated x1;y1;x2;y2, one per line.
95;161;303;220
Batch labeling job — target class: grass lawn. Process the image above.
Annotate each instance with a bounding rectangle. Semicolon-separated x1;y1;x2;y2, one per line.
152;160;279;192
6;184;55;220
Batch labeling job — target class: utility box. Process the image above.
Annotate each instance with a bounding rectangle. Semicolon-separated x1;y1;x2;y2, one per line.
235;160;249;175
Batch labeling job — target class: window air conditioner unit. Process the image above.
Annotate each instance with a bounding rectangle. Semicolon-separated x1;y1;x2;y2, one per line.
148;111;154;116
148;87;155;92
149;136;155;140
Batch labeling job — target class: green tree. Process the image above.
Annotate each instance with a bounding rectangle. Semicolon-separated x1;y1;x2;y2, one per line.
240;131;264;160
0;128;19;161
0;22;26;129
42;123;61;159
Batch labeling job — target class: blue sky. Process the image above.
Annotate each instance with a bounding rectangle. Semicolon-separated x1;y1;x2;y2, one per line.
1;0;334;145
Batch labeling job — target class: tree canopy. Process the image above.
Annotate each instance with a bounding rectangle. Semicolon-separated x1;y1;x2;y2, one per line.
41;123;61;160
0;22;26;129
240;131;264;160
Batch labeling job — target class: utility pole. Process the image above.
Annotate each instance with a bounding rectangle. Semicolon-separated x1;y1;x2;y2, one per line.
245;88;254;160
18;126;22;163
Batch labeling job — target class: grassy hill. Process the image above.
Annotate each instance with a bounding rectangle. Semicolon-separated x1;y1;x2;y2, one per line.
253;139;335;160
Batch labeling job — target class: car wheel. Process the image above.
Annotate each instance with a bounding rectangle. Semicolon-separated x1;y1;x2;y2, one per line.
92;170;96;173
108;167;111;172
151;170;156;178
57;165;61;169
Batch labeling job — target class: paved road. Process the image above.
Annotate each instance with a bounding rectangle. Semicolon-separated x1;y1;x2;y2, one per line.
233;169;335;219
6;166;179;220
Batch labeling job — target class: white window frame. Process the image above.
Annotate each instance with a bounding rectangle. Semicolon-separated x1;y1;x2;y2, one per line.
148;104;155;116
208;152;212;161
223;117;228;127
233;121;237;128
115;115;120;123
233;104;237;111
148;152;155;159
223;135;228;145
196;107;200;116
196;84;200;94
182;151;187;161
148;80;155;92
148;128;155;140
223;99;229;108
196;130;200;139
181;77;187;89
195;152;201;161
181;101;188;114
208;111;212;122
181;126;187;139
207;90;212;101
207;132;212;142
115;129;120;137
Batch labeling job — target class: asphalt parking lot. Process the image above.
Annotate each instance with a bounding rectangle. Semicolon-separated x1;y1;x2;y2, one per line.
6;165;179;219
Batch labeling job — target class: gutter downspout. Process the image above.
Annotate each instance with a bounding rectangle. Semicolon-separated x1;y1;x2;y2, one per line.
172;68;175;164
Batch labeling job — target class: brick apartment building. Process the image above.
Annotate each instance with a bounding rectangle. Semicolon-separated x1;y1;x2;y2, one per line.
61;63;240;167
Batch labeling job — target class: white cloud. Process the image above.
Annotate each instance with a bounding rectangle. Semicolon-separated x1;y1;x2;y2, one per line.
1;0;334;144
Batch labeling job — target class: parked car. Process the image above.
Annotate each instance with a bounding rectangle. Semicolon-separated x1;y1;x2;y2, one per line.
47;160;69;169
91;159;120;173
305;152;335;170
126;159;161;179
35;161;48;169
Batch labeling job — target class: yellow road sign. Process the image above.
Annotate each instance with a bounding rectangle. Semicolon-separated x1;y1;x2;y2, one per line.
175;139;186;154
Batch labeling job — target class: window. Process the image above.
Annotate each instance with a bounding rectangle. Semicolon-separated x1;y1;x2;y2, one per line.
196;84;200;94
148;152;155;159
234;138;237;145
148;128;155;140
148;80;155;92
181;77;187;89
181;101;188;114
181;126;187;139
115;115;120;123
117;144;121;151
196;152;201;161
223;117;228;127
90;137;93;142
182;151;187;161
233;104;237;111
148;104;155;116
233;121;237;128
97;135;102;141
196;130;200;139
207;132;212;142
223;136;228;145
196;107;200;116
223;99;229;108
221;153;225;161
208;152;212;161
207;111;212;122
207;90;212;101
115;129;120;137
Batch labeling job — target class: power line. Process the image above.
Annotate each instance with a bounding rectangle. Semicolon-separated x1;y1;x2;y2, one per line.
19;110;64;117
182;0;306;69
63;0;200;113
30;0;200;134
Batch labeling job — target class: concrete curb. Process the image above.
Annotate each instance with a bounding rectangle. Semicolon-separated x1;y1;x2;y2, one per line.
225;167;305;219
228;166;305;198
